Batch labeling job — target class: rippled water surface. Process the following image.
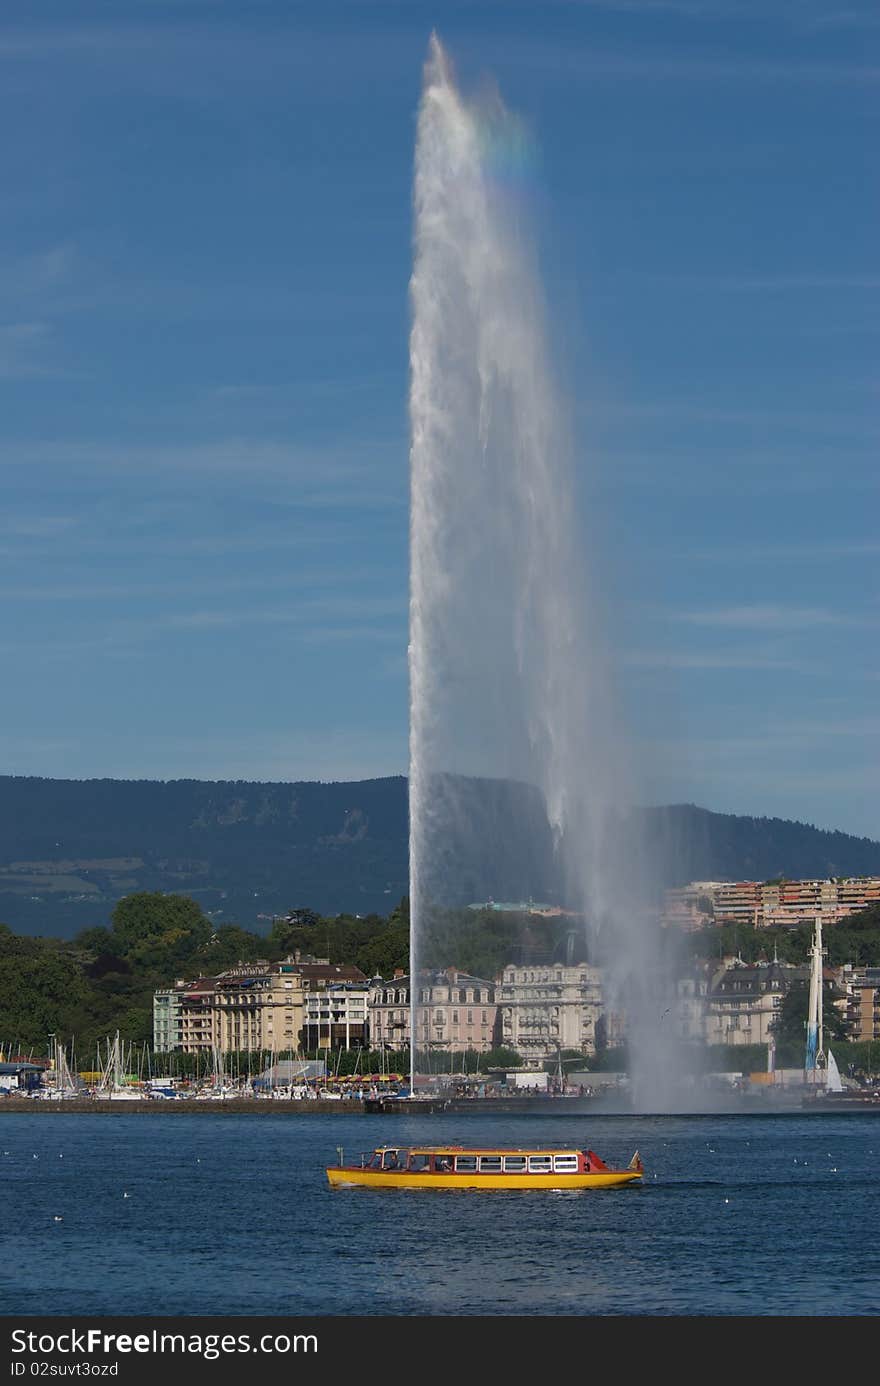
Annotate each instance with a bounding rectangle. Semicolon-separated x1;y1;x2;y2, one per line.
2;1112;878;1316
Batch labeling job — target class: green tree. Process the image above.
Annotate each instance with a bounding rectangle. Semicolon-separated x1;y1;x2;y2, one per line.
772;980;850;1065
74;926;114;953
110;892;212;966
196;926;268;970
0;925;94;1054
478;1047;522;1069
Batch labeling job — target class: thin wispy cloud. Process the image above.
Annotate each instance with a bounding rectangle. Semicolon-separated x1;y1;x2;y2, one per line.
622;650;804;670
586;398;879;437
0;728;408;786
670;759;879;798
0;567;386;604
299;625;404;646
208;374;393;403
657;716;880;757
0;515;79;540
0;436;396;480
10;19;871;90
0;322;56;380
513;39;880;84
632;273;880;292
664;604;877;631
803;8;880;32
163;595;406;633
540;0;732;13
0;244;74;298
686;540;880;564
553;0;880;22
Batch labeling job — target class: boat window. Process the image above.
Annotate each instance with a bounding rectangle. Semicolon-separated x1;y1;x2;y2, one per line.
454;1156;478;1172
527;1155;552;1172
553;1155;579;1172
382;1150;403;1169
408;1153;431;1172
368;1152;383;1168
478;1156;502;1172
503;1156;527;1172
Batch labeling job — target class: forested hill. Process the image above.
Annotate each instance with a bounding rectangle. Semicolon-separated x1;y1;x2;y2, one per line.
1;774;879;938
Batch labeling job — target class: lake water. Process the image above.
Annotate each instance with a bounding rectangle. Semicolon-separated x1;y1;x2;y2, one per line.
2;1112;878;1317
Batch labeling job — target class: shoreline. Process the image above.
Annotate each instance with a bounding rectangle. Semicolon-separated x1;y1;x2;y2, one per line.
3;1094;879;1115
0;1098;366;1115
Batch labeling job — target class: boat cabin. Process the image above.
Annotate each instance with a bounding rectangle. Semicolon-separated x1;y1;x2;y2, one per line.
356;1146;609;1174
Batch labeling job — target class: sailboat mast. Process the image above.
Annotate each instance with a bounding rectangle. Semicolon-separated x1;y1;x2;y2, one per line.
817;915;824;1063
805;915;824;1074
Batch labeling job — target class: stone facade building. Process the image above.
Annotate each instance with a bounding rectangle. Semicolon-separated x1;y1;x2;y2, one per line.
701;958;793;1049
153;958;367;1054
368;968;499;1054
496;962;606;1062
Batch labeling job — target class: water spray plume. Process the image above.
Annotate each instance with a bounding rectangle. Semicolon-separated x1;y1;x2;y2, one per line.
408;36;690;1110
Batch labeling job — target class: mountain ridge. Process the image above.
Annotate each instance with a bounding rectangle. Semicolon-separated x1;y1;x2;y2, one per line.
1;774;878;937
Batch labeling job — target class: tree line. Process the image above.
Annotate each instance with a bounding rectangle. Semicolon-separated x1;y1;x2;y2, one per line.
1;892;879;1067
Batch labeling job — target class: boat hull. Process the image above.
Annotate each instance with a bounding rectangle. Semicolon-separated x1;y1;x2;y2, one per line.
326;1167;642;1190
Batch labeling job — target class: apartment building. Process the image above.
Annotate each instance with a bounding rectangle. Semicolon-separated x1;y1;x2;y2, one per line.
176;977;216;1053
662;877;880;932
153;957;367;1055
302;981;370;1051
841;966;880;1043
368;968;499;1054
496;962;606;1062
213;963;306;1054
153;985;184;1054
701;958;794;1048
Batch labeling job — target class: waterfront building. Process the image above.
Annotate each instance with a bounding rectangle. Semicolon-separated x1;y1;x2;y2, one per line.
153;986;184;1054
673;963;712;1042
840;965;880;1043
302;980;370;1051
0;1060;45;1092
661;884;721;932
662;877;880;932
496;962;605;1061
368;970;410;1050
212;963;306;1055
176;977;217;1053
702;957;795;1048
153;958;368;1055
368;968;499;1054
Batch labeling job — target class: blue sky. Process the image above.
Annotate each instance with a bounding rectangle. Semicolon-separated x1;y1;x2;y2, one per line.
1;0;877;839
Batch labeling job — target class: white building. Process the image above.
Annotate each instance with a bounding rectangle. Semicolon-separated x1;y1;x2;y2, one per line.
496;962;606;1061
302;981;370;1051
153;986;184;1054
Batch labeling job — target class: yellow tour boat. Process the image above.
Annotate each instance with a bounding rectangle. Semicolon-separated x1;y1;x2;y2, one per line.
326;1144;644;1190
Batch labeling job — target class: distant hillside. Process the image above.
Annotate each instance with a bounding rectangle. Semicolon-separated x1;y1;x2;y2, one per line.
0;774;878;937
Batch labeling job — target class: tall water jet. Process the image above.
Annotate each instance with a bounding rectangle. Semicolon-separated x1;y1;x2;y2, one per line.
408;36;688;1107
